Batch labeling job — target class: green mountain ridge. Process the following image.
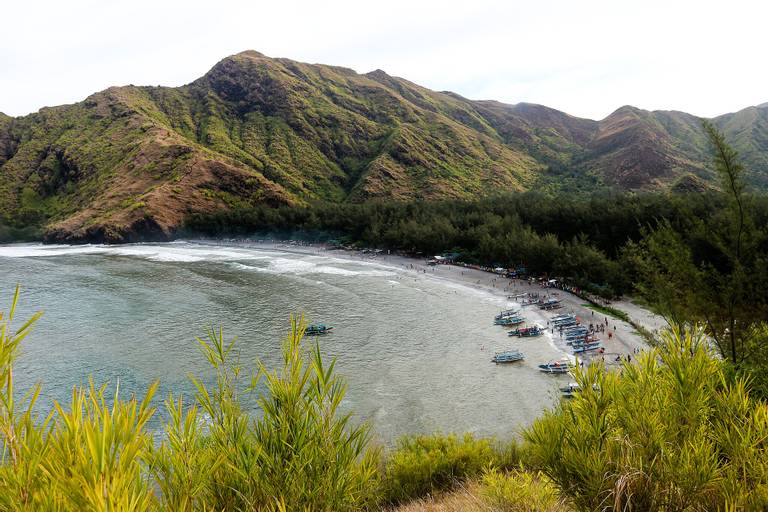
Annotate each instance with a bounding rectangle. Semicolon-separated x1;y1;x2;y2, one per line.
0;50;766;242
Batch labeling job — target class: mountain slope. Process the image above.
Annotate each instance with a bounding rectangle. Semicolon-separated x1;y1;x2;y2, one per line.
1;50;767;242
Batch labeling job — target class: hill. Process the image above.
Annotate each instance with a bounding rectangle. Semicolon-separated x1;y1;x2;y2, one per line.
0;50;766;242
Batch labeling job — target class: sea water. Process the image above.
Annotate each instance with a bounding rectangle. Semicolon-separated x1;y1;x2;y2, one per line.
0;241;568;443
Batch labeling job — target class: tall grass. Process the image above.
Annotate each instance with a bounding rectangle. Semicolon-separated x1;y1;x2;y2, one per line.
0;287;380;510
524;326;768;510
3;286;768;510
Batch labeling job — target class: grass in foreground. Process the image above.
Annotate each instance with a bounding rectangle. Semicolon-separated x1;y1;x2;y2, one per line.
1;287;767;510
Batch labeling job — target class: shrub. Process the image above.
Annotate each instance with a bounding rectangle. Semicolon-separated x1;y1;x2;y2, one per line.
524;326;768;511
481;467;567;512
0;287;380;511
381;433;500;504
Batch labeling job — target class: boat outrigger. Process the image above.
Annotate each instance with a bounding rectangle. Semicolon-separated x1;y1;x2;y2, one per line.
305;324;334;336
538;298;562;310
492;349;525;364
494;308;521;320
494;315;525;326
509;325;544;337
538;359;575;374
573;342;602;354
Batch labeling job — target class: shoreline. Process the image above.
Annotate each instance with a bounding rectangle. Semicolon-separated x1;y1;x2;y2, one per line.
247;240;663;366
1;238;665;367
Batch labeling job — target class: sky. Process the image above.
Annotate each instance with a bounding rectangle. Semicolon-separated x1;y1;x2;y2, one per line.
1;0;766;119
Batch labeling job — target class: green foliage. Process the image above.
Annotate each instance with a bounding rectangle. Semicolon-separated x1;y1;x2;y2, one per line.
524;326;768;511
0;290;380;511
627;122;768;379
480;467;567;512
380;433;506;505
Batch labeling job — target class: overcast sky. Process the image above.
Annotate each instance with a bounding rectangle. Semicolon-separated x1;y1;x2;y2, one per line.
1;0;765;119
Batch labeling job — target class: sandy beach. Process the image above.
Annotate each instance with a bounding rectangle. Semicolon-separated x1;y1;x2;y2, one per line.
262;241;665;368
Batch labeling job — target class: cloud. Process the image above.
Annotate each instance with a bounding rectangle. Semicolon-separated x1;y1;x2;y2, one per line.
1;0;765;119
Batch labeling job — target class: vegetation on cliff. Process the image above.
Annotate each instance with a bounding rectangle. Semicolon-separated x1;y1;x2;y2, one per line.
2;51;768;242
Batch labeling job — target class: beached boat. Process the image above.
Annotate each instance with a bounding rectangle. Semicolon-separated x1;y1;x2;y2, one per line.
492;349;525;364
509;325;544;337
573;342;602;353
538;298;562;310
568;336;599;346
305;324;334;336
565;334;590;342
551;313;575;321
494;308;520;320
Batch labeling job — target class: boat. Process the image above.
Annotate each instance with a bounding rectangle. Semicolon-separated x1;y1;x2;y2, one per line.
553;319;578;328
551;313;575;321
573;342;602;353
567;335;599;345
538;359;574;374
539;358;574;368
492;349;525;364
509;325;544;337
305;324;334;336
538;298;562;310
568;336;599;346
495;315;525;326
494;308;520;320
539;365;571;374
560;382;581;398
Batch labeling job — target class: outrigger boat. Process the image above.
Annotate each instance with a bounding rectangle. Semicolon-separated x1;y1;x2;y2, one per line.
495;315;525;326
567;335;599;345
573;342;602;354
508;325;544;337
494;308;520;320
565;334;590;342
560;382;581;398
305;324;334;336
540;365;571;374
538;359;575;374
492;349;525;364
538;298;562;310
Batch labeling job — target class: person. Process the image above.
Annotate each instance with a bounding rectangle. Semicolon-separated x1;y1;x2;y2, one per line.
608;331;613;340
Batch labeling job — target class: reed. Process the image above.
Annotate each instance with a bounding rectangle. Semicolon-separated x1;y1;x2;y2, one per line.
524;325;768;510
0;288;380;511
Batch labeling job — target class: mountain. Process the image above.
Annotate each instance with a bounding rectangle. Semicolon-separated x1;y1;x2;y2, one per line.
0;50;766;242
